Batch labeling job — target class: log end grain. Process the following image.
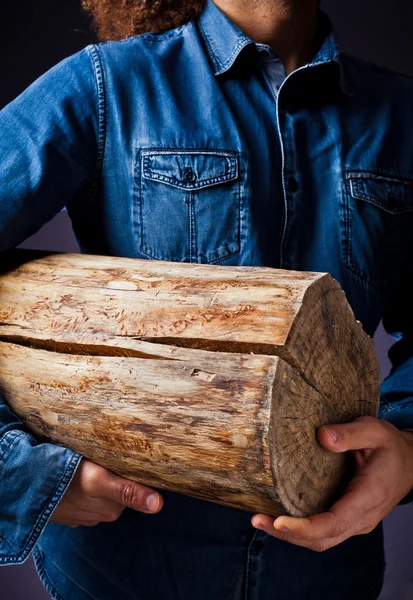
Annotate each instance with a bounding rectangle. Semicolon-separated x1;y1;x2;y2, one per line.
269;274;379;517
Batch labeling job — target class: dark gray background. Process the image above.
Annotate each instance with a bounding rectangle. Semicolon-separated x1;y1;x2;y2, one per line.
1;0;413;598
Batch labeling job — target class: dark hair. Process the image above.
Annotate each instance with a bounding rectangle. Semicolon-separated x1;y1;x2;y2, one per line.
82;0;321;42
81;0;207;41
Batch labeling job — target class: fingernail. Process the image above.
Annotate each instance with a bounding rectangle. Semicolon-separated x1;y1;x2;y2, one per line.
253;522;266;531
323;427;338;443
274;525;290;534
146;493;160;512
273;518;291;534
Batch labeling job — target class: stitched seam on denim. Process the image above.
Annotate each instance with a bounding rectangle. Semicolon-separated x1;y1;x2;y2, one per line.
352;194;413;213
191;192;198;261
0;452;82;564
216;38;252;75
187;192;195;262
0;431;29;546
352;197;413;214
0;421;25;440
238;157;244;252
37;547;101;600
34;545;108;600
346;258;386;289
244;529;259;599
87;45;107;181
343;177;352;277
237;156;242;255
232;552;247;600
141;148;239;156
79;53;99;210
137;151;165;260
139;243;238;264
343;177;387;295
346;264;384;296
277;116;287;268
198;21;251;76
142;153;232;175
143;172;238;190
333;56;352;96
345;171;413;186
205;247;240;264
350;179;413;213
142;151;238;189
227;156;236;178
81;42;107;218
197;19;221;73
133;149;143;257
326;31;335;62
0;430;25;462
33;546;64;600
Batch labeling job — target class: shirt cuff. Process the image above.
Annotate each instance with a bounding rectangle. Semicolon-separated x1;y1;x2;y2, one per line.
0;429;82;565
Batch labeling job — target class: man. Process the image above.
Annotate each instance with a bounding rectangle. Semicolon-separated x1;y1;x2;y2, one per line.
1;0;413;598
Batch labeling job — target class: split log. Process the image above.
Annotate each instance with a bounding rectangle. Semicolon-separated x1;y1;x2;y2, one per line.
0;249;379;517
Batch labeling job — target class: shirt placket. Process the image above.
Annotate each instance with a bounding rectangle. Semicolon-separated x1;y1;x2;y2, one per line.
256;47;289;268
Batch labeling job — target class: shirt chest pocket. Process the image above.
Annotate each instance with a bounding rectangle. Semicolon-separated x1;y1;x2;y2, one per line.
343;171;413;294
133;149;241;263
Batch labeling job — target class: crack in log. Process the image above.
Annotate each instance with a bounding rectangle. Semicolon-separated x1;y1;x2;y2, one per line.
138;336;297;362
0;331;327;398
138;336;327;399
0;334;177;361
289;368;327;400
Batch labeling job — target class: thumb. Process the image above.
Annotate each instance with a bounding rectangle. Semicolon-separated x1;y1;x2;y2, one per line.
102;471;163;514
317;416;388;453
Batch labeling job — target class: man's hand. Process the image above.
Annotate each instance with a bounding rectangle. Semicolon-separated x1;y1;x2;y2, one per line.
251;415;413;552
50;458;163;528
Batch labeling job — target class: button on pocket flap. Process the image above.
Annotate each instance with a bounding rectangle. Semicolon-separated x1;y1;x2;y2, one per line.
346;172;413;214
141;150;239;190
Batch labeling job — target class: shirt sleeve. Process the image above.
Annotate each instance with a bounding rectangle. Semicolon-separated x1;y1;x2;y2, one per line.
0;44;100;564
378;272;413;505
0;44;100;250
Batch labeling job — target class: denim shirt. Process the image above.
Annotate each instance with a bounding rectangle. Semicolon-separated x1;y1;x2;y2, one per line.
0;0;412;596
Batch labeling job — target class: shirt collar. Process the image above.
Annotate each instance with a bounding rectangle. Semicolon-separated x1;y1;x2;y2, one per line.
197;0;352;96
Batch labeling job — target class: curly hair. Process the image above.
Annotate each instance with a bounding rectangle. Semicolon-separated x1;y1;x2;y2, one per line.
81;0;207;41
81;0;321;43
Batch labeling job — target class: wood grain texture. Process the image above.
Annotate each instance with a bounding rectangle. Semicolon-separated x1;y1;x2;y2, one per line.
0;249;380;517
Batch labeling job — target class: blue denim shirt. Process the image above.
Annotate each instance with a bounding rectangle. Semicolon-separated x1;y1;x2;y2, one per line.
0;0;411;596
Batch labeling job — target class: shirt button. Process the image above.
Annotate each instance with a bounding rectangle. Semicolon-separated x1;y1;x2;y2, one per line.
287;176;299;193
183;168;197;183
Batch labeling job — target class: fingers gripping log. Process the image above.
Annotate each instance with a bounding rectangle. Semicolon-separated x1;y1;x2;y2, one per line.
0;249;379;517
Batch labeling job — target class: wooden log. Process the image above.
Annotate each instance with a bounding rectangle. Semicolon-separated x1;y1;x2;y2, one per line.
0;248;379;517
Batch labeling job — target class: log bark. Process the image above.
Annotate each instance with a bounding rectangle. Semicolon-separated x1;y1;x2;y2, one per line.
0;249;379;517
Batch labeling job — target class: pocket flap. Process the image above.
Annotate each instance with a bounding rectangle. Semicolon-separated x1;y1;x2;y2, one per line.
346;172;413;214
141;150;239;190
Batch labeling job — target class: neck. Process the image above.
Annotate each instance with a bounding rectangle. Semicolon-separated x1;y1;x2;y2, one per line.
211;0;319;75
